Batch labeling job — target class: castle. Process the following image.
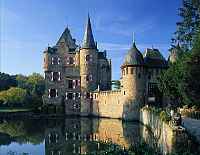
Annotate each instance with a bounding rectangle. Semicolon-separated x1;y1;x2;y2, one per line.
43;16;168;120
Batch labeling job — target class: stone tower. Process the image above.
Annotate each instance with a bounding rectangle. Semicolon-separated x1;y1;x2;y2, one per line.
121;41;145;120
80;16;98;116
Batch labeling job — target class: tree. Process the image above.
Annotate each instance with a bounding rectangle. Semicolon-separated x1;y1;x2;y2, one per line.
0;72;17;91
26;73;45;96
0;87;27;107
172;0;200;49
185;29;200;107
158;55;189;108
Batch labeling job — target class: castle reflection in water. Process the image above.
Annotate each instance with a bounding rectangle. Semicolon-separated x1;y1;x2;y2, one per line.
0;118;151;155
45;118;141;155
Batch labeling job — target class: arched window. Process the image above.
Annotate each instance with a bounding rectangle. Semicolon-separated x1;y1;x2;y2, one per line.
85;55;90;61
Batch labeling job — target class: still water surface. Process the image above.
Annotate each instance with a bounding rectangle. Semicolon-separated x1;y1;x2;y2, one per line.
0;117;199;155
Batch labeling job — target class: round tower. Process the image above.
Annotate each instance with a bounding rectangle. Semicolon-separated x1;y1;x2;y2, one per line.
121;41;145;120
80;15;98;116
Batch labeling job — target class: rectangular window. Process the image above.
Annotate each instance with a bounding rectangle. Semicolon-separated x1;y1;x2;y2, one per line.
131;68;134;74
68;80;73;89
86;92;90;99
126;67;128;74
67;93;73;100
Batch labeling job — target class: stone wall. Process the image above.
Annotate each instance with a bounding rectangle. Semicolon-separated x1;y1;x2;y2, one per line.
140;108;188;154
92;90;141;121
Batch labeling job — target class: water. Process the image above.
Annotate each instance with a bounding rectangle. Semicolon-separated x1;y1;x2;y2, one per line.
0;117;199;155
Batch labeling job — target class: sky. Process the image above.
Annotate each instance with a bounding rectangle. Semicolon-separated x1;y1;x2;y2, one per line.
0;0;182;80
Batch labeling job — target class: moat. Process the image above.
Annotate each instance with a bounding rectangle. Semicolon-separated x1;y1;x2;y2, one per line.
0;117;199;155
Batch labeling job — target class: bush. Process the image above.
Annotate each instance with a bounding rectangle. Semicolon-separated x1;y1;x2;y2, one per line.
0;87;27;107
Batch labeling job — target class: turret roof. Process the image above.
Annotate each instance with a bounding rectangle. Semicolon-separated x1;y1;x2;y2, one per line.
123;42;144;66
82;15;96;49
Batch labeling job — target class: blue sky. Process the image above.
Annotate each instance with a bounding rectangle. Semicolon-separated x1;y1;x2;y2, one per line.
0;0;181;80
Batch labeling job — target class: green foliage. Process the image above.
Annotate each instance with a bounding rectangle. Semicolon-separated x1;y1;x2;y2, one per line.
158;54;190;107
0;73;45;109
0;87;27;107
16;73;45;96
159;29;200;108
185;30;200;107
172;0;200;49
0;72;17;91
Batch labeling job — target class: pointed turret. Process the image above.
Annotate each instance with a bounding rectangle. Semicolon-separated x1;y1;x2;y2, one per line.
82;15;96;49
123;41;144;66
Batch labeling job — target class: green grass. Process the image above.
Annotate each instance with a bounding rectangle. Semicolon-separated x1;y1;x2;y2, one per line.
0;108;33;113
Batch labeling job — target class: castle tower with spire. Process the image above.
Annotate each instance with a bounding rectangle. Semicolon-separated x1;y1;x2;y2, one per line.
79;15;98;116
42;16;111;115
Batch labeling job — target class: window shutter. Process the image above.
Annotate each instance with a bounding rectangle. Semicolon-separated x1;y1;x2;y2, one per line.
73;93;76;100
51;72;53;81
66;57;69;65
51;57;54;64
58;72;61;81
65;92;68;100
55;89;58;97
58;58;61;64
48;89;51;98
73;80;76;89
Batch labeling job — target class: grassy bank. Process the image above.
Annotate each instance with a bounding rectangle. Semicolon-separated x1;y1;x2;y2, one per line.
0;108;33;113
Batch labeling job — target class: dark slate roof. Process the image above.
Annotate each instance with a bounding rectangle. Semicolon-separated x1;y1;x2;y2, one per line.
98;52;107;59
82;16;96;49
56;27;77;50
44;46;57;54
143;48;168;68
123;42;144;66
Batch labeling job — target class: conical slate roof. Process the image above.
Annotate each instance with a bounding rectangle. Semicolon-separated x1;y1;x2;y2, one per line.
82;15;96;49
123;42;144;66
56;27;77;50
